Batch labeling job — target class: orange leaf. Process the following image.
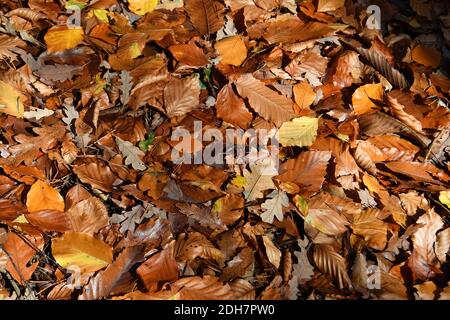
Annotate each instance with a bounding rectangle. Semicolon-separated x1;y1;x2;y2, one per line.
412;45;441;67
352;83;383;115
215;36;247;66
293;82;316;110
26;180;64;213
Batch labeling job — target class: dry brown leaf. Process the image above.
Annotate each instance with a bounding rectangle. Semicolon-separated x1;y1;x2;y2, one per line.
185;0;225;35
277;151;331;195
73;158;122;192
66;197;110;236
351;209;388;250
234;74;295;127
164;77;200;118
293;82;316;110
313;244;352;289
169;43;208;67
3;232;43;285
408;209;444;281
216;83;252;129
411;45;441;67
80;245;145;300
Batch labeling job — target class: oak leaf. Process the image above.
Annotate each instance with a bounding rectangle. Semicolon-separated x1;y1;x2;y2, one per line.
260;189;288;224
243;159;277;201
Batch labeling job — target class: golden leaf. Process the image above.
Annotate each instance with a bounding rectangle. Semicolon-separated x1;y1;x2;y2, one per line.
52;232;113;274
128;0;158;15
0;80;24;118
44;26;84;52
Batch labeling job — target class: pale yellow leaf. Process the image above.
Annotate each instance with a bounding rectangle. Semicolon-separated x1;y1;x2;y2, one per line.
278;117;319;147
262;235;281;269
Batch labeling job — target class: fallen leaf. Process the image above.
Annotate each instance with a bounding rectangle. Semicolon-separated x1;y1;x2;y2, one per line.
243;159;277;201
412;45;441;67
44;26;84;52
234;74;295;127
215;83;252;128
260;189;289;224
26;180;64;213
215;36;247;66
164;76;200;118
293;82;316;110
52;231;113;274
262;235;281;268
0;80;25;118
128;0;158;15
352;83;384;115
278;117;319;147
115;136;146;171
185;0;225;35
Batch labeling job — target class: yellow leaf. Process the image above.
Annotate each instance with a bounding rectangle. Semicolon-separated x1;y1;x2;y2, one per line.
232;176;247;187
45;26;84;52
128;0;158;15
91;9;109;23
26;180;64;213
439;190;450;209
293;82;316;110
52;232;113;273
215;36;247;66
352;83;383;115
278;117;319;147
0;81;24;118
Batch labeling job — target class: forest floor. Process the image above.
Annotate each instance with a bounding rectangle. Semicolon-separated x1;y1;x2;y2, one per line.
0;0;449;300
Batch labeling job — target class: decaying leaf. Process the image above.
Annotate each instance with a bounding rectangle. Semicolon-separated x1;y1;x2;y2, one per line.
243;159;277;201
260;189;289;224
115;136;146;171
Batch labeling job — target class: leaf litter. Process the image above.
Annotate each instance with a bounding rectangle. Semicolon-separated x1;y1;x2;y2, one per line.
0;0;449;300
